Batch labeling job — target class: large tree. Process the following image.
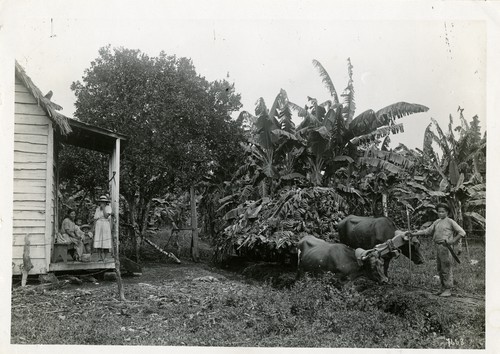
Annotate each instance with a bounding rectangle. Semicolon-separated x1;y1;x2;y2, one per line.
70;46;245;260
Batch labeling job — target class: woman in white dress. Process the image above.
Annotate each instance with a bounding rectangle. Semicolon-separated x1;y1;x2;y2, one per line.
93;195;113;261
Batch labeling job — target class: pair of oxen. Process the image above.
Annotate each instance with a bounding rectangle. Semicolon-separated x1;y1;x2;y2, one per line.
297;215;425;284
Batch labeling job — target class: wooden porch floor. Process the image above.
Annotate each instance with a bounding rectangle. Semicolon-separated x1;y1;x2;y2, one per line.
49;253;116;272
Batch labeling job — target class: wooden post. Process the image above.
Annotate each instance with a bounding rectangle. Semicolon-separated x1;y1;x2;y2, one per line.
190;185;200;262
110;139;125;301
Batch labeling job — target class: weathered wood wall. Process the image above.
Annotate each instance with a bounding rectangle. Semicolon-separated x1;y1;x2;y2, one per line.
12;78;53;275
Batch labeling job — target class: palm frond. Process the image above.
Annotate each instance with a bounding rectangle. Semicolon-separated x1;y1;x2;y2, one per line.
254;97;268;117
458;106;470;130
358;157;402;174
349;109;379;137
333;155;354;163
423;124;435;157
312;59;339;104
375;102;429;125
366;148;413;168
430;117;451;155
327;106;348;147
447;114;456;147
381;136;391;151
350;123;404;146
341;58;356;125
463;211;485;229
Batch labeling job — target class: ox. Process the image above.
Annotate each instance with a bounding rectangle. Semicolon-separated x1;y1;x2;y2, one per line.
338;215;425;276
297;235;388;284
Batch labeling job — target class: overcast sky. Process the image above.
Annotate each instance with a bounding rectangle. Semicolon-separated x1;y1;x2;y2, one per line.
2;0;488;150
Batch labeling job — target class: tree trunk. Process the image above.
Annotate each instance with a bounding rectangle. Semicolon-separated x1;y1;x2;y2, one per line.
128;198;139;262
190;185;200;262
382;193;388;217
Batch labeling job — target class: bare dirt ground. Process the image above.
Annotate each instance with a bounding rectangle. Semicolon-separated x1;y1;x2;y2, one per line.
11;254;484;349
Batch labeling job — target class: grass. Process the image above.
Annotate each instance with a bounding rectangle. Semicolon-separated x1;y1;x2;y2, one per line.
10;238;485;348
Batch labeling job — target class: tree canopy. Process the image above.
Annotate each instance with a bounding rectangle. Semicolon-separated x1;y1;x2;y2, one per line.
71;46;245;200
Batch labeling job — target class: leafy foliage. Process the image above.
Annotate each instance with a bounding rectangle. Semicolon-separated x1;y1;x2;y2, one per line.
70;46;246;258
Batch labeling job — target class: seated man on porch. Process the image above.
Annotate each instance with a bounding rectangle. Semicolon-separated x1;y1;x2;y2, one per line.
56;209;85;261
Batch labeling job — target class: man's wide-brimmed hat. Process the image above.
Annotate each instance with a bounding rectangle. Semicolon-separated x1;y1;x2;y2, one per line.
96;195;110;203
80;224;91;230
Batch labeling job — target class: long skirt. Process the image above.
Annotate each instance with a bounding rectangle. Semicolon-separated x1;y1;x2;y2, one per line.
57;233;84;259
94;218;112;250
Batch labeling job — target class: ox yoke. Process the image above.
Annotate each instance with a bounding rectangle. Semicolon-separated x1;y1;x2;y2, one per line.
372;231;415;257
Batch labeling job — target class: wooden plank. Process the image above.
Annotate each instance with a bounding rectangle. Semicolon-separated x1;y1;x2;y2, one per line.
14;123;49;136
14;178;46;188
13;192;46;202
12;233;45;246
12;245;46;259
13;200;45;209
15;103;47;116
12;259;48;275
13;210;46;220
14;161;47;171
14;169;46;179
14;142;48;154
13;219;46;227
15;83;29;93
15;133;48;144
49;260;116;272
12;226;46;234
15;92;38;104
15;114;52;125
14;151;47;163
13;186;46;196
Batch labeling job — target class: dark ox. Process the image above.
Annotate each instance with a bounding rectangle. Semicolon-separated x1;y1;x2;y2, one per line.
338;215;425;276
297;235;388;284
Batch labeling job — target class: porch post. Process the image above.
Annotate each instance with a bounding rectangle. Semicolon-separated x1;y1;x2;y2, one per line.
108;139;120;250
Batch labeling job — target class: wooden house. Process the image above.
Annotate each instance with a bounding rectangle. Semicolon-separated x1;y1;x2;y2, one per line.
12;61;127;275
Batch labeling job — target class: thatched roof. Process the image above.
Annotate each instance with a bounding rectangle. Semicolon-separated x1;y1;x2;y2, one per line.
15;60;72;135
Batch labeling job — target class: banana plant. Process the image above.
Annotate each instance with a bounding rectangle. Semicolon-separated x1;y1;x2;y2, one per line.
288;59;429;191
422;108;486;236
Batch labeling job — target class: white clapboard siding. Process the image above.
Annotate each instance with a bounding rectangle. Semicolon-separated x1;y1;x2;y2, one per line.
14;123;49;136
15;82;29;92
13;192;46;202
12;226;46;235
12;233;45;246
14;161;47;171
12;185;46;196
15;92;39;104
14;151;47;164
14;142;49;154
13;219;46;228
15;133;48;145
13;201;46;211
15;103;47;116
12;245;46;259
13;169;46;180
12;259;47;275
14;178;46;188
13;210;46;220
15;114;53;125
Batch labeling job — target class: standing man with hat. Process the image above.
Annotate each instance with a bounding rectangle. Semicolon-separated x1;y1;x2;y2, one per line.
93;195;113;261
406;203;466;297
